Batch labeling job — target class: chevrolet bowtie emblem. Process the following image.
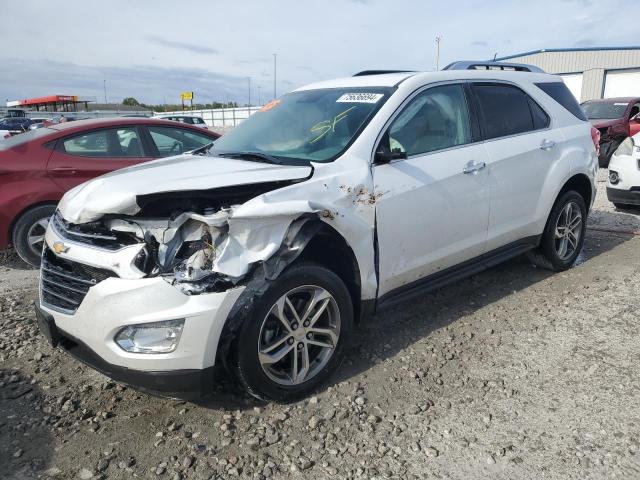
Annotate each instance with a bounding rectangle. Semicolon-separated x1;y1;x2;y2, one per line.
52;241;69;254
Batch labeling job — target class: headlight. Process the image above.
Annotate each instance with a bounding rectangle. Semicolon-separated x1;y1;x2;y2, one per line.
115;319;184;354
613;137;634;157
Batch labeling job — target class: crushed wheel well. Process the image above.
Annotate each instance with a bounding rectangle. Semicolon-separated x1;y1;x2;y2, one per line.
559;174;593;212
298;224;363;322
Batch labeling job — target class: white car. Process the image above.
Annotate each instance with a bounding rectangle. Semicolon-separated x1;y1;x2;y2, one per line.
35;62;597;401
607;132;640;208
155;114;209;129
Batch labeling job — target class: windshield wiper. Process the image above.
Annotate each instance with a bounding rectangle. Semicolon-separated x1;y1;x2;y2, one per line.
191;141;215;155
217;151;284;165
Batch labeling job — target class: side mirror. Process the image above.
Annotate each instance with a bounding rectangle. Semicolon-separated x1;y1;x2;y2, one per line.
375;146;407;164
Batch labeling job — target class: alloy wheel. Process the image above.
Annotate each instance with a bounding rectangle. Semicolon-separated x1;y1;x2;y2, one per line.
554;201;582;261
258;285;341;386
26;217;49;257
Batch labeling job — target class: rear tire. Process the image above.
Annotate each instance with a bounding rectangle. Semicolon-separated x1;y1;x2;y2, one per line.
230;261;353;402
527;191;586;272
12;205;56;267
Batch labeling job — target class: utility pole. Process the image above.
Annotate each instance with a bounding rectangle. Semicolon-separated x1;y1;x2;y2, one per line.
247;77;251;107
273;53;277;99
435;36;442;71
103;80;107;104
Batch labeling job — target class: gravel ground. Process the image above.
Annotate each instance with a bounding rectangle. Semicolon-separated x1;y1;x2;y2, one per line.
1;171;640;480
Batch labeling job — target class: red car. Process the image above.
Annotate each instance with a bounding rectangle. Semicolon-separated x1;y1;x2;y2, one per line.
581;97;640;167
0;117;219;266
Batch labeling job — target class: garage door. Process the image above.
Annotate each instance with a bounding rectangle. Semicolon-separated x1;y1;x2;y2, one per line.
560;74;583;102
604;69;640;98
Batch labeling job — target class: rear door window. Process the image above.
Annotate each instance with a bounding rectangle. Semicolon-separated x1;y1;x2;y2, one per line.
472;83;548;140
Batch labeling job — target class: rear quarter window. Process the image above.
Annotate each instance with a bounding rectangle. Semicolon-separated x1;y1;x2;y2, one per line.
535;82;587;121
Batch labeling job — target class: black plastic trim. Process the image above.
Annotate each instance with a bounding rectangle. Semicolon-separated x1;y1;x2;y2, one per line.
607;187;640;205
377;235;541;310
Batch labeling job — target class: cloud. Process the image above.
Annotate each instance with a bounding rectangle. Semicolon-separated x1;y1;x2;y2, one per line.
146;35;218;55
573;38;595;47
472;41;488;47
0;58;252;105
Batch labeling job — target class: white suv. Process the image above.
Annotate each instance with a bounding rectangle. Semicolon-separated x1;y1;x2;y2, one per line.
36;62;597;401
607;132;640;208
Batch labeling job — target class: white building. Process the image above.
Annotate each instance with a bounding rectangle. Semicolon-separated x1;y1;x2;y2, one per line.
494;47;640;102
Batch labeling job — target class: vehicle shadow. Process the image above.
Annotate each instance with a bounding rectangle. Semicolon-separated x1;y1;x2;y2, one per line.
332;226;633;389
0;369;54;479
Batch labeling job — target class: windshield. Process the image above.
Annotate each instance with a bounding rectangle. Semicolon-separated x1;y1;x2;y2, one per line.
582;101;628;120
211;87;393;163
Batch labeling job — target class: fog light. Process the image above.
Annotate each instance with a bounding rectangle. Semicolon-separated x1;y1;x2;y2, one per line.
609;171;620;185
115;319;184;354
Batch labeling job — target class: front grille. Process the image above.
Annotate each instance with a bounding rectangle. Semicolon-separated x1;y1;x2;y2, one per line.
40;247;116;313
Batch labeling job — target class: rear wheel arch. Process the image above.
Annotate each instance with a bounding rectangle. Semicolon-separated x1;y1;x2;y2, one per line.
558;174;593;212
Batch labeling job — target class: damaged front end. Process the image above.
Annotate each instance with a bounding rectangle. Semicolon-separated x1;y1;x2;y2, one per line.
53;178;329;296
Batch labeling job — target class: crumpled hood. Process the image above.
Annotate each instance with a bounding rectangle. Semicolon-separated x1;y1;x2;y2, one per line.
58;153;313;224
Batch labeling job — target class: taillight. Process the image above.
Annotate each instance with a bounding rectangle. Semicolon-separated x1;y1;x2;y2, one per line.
590;126;600;156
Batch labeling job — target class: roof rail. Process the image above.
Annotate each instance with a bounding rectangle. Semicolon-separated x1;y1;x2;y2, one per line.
443;61;544;73
353;70;415;77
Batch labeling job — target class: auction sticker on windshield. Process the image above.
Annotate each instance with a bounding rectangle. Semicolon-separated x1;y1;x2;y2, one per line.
336;93;384;103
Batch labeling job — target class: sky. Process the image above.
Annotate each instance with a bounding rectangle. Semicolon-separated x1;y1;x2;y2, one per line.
1;0;638;106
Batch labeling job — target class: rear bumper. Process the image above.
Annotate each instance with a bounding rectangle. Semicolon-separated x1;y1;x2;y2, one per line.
607;187;640;205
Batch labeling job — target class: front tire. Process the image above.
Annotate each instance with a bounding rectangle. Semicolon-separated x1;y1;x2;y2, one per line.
11;205;56;267
231;262;353;402
527;191;587;272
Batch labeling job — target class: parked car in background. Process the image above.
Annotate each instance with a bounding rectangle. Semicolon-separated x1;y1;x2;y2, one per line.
155;114;209;129
35;63;597;401
607;132;640;209
0;118;220;266
28;118;50;130
0;116;32;132
582;97;640;167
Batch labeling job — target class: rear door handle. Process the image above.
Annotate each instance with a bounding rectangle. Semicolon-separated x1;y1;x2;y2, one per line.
540;139;556;151
463;160;486;174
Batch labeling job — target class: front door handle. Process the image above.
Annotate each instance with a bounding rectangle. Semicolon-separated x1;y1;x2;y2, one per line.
540;139;556;151
463;161;486;174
